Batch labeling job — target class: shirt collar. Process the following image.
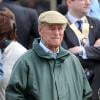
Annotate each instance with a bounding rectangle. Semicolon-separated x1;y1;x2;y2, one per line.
66;12;85;24
39;40;59;54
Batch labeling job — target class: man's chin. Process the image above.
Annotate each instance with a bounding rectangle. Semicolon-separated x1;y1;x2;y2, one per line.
52;44;60;48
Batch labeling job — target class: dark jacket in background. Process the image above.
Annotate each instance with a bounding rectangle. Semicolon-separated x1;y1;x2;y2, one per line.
57;4;68;15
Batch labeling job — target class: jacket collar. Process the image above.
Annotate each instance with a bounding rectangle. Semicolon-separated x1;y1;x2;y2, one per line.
32;38;70;60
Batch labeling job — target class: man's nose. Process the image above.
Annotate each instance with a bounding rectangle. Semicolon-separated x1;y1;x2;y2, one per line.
85;0;91;5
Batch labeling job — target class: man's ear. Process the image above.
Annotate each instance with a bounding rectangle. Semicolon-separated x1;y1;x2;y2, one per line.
66;0;72;7
38;25;41;36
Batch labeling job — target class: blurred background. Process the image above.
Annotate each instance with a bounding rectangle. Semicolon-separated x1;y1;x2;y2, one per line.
19;0;64;14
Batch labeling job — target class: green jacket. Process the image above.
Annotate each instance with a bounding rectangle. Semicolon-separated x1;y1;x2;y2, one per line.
6;39;92;100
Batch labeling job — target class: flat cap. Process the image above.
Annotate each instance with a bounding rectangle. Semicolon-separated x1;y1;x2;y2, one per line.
38;11;67;24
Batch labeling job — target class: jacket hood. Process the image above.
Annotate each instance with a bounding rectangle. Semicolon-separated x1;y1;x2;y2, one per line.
32;38;70;60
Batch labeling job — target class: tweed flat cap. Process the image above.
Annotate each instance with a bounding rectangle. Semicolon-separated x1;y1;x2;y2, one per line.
38;11;67;24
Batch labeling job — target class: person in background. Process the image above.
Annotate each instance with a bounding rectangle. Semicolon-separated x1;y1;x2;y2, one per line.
57;4;68;15
6;11;92;100
0;8;27;100
19;0;36;9
63;0;100;100
19;0;50;15
1;0;39;49
88;0;100;20
0;49;3;80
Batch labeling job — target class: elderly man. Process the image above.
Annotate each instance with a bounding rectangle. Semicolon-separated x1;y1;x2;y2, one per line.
6;11;92;100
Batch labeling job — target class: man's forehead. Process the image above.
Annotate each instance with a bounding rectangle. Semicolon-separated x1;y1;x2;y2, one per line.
47;24;65;27
39;11;67;24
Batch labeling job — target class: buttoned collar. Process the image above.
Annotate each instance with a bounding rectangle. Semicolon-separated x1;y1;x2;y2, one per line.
39;40;59;54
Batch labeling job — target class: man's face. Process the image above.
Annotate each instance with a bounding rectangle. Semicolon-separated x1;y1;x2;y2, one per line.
39;24;65;50
67;0;91;17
